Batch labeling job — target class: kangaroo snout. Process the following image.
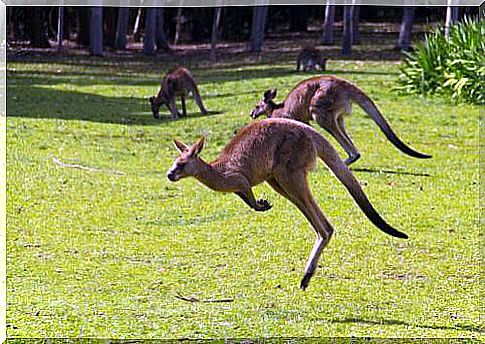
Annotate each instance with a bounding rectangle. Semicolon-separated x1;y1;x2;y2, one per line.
167;171;179;182
250;109;259;119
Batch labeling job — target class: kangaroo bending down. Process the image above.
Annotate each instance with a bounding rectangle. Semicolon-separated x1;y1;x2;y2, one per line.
296;47;327;72
250;76;431;165
149;67;207;119
167;118;408;290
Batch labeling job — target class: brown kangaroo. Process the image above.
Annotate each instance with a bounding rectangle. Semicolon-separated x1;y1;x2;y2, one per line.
296;47;327;72
167;118;408;291
250;76;431;165
149;67;207;119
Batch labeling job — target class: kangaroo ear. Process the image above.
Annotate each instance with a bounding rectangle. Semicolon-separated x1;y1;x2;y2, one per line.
173;139;189;153
191;137;205;156
264;89;277;101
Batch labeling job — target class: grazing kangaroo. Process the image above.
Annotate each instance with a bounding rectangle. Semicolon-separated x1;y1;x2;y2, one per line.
296;47;327;72
167;118;408;290
149;67;207;119
250;76;431;165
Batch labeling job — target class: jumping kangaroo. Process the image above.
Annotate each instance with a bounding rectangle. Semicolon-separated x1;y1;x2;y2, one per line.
167;118;408;290
250;76;431;165
296;47;327;72
149;67;207;119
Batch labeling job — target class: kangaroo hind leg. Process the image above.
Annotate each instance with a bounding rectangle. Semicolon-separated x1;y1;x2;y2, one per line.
268;173;334;290
193;87;208;115
180;96;187;117
313;111;360;166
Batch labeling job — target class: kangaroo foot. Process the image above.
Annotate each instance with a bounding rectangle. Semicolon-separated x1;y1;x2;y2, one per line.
300;272;313;291
254;198;272;212
344;153;361;166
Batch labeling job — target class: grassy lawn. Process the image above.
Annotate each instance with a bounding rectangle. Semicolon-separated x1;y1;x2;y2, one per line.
6;53;480;338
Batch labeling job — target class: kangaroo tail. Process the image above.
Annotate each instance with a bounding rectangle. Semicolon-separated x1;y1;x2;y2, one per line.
348;85;431;160
312;132;409;239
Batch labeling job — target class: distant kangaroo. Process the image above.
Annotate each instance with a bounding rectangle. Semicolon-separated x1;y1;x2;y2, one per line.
149;67;207;119
167;118;408;290
296;47;327;72
250;76;431;165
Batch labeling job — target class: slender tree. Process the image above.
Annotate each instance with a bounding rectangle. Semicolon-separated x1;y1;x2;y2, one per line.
173;7;183;45
114;7;129;50
250;5;268;53
28;8;50;48
90;7;103;56
133;8;143;42
144;7;157;55
210;7;223;61
77;7;90;46
445;3;460;39
397;6;415;50
342;5;352;55
57;7;64;51
156;8;170;52
321;3;335;45
352;5;360;44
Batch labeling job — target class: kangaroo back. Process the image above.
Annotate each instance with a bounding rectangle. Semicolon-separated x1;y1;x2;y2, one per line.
346;85;431;159
310;130;409;239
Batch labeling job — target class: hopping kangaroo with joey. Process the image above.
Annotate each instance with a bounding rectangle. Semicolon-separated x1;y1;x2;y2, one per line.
149;67;207;119
167;118;408;291
250;75;431;165
296;47;327;72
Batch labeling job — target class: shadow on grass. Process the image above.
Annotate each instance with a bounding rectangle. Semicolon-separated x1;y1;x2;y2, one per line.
7;84;225;126
351;167;431;177
332;317;483;333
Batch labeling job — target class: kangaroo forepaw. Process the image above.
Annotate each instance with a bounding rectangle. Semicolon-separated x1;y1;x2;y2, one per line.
255;198;272;212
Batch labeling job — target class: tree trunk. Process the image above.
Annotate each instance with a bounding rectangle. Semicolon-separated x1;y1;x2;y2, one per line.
250;6;268;53
143;8;156;55
210;7;222;61
77;7;90;46
57;7;64;51
103;7;118;48
156;8;170;52
289;6;308;32
342;5;352;55
321;4;335;45
352;5;360;44
114;7;129;50
173;8;183;45
28;8;50;48
445;3;459;39
397;6;414;50
90;7;103;56
133;8;143;42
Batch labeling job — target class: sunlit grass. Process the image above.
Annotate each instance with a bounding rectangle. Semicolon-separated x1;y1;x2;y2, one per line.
6;54;480;338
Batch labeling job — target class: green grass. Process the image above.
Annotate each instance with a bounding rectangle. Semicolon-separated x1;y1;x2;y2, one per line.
6;54;481;338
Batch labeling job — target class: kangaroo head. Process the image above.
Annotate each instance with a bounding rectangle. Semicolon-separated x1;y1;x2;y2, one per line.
250;89;278;119
149;95;166;119
167;137;205;182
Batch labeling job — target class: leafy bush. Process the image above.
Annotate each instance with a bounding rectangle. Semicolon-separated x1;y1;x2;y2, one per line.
397;17;484;105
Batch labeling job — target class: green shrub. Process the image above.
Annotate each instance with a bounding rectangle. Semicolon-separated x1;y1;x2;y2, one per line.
397;17;484;105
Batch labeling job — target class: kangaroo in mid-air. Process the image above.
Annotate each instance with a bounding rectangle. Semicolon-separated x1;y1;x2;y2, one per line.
167;118;408;290
250;76;431;165
149;67;207;119
296;47;327;72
